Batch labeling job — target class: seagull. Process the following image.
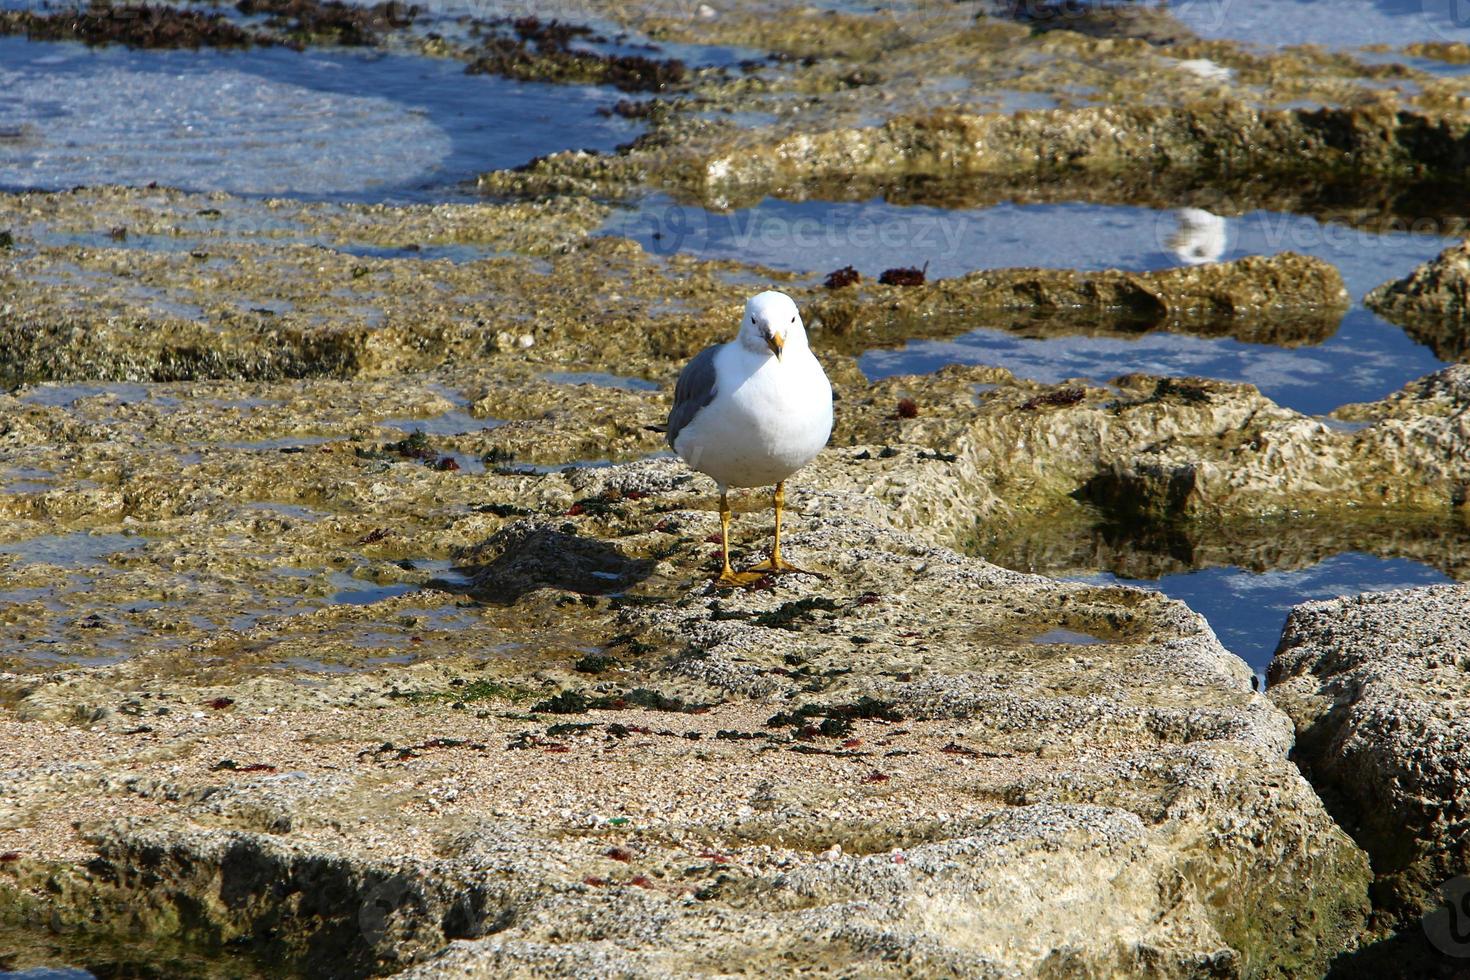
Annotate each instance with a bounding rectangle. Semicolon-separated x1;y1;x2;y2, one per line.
667;290;833;586
1167;207;1227;265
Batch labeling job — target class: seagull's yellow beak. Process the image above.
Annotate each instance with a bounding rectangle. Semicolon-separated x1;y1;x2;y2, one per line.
766;332;785;360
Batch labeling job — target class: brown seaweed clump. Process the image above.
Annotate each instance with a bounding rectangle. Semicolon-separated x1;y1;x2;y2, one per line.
467;16;689;93
879;265;927;287
0;3;270;49
235;0;418;47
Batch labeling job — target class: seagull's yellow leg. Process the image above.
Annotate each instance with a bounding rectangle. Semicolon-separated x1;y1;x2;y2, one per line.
716;489;764;586
746;481;820;575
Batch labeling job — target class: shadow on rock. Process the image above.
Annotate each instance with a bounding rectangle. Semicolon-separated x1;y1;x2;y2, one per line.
1326;919;1470;980
450;518;656;605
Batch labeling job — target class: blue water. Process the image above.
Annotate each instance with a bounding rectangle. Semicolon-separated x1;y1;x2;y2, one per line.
1071;553;1455;676
1168;0;1470;55
0;37;641;201
606;195;1455;414
861;308;1441;417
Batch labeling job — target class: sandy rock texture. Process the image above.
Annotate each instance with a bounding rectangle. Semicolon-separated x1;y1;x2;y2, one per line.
0;450;1371;978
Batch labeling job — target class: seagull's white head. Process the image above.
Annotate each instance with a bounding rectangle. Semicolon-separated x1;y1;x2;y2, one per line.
737;290;807;361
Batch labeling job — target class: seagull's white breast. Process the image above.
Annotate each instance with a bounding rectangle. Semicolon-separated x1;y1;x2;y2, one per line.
673;342;833;489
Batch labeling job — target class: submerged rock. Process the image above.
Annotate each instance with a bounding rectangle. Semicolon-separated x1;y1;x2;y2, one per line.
1268;585;1470;968
1366;238;1470;361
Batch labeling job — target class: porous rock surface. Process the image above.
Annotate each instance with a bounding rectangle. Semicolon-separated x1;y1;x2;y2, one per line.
1268;585;1470;929
1366;238;1470;361
0;453;1371;978
0;355;1429;975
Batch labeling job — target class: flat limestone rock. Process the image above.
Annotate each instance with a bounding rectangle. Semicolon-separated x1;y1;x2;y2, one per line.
0;189;1352;390
1268;585;1470;935
0;449;1371;978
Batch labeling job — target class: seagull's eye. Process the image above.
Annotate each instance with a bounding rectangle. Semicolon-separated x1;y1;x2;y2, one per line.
790;315;796;323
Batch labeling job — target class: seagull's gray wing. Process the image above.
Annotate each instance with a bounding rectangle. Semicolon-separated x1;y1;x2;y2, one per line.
666;344;720;450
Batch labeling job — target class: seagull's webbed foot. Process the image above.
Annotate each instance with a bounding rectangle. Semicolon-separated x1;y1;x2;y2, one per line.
715;567;767;588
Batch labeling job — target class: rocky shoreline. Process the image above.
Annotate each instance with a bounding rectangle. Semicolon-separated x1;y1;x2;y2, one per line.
2;0;1470;976
0;319;1463;974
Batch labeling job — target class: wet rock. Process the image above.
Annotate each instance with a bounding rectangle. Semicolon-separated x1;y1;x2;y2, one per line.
1365;238;1470;361
979;509;1470;583
0;0;419;50
1061;366;1470;523
1402;41;1470;65
1267;586;1470;950
0;4;271;50
824;366;1470;536
235;0;418;47
990;0;1198;45
808;252;1349;347
466;17;690;93
670;104;1470;209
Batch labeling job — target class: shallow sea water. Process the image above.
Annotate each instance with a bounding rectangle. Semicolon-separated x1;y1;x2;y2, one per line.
0;36;640;201
1071;553;1455;679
